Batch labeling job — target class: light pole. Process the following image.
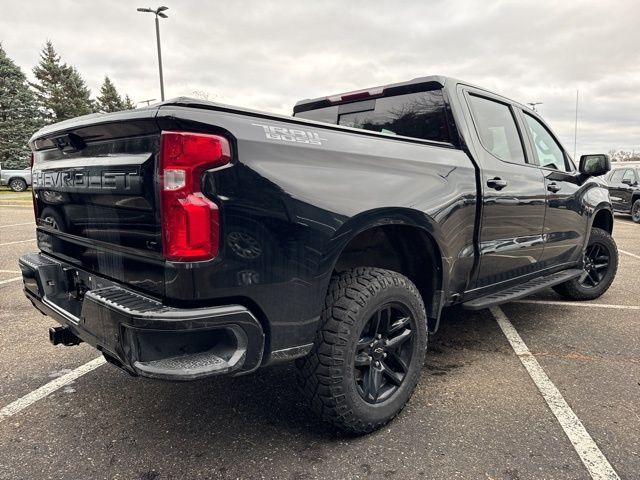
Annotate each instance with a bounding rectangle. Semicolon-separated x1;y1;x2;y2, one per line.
137;6;168;101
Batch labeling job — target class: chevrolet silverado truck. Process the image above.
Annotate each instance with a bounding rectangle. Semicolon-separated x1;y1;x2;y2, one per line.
19;76;618;434
0;164;32;191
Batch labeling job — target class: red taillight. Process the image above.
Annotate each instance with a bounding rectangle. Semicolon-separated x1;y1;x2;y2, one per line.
159;131;231;262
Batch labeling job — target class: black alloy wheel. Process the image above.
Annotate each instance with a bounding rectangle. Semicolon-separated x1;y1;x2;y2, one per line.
553;227;618;301
578;242;611;288
354;303;415;404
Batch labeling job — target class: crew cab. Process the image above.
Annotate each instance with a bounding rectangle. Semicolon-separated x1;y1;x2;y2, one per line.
19;76;618;434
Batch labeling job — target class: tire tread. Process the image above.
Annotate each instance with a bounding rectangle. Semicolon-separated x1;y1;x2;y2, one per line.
296;267;426;434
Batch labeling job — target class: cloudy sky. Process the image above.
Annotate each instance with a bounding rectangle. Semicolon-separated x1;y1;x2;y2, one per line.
2;0;639;156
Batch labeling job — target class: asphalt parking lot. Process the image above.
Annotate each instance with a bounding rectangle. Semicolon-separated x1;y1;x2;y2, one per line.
0;199;638;480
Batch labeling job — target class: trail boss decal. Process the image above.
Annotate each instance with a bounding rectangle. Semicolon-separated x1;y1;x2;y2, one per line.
252;123;327;146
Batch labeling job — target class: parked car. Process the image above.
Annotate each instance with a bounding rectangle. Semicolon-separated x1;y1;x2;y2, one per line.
605;162;640;223
19;75;617;434
0;163;32;192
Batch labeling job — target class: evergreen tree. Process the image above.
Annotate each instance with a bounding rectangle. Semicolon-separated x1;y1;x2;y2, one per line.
31;41;65;123
96;75;124;112
123;94;136;110
62;64;94;116
31;41;93;122
0;43;43;169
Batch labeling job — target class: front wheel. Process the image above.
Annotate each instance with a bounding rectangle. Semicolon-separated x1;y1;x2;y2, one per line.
552;227;618;300
297;267;428;434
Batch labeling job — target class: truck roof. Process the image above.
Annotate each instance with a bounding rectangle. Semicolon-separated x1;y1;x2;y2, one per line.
292;75;533;116
293;75;449;114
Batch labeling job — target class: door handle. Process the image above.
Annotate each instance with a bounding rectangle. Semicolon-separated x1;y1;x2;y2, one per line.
547;182;561;193
487;177;508;190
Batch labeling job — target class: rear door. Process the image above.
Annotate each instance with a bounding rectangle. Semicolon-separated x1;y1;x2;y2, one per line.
461;89;547;289
518;110;587;266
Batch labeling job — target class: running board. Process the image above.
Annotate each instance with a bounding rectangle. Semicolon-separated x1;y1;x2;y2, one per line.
462;269;583;310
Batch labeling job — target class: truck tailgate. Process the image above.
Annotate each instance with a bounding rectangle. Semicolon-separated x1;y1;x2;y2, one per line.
30;111;165;297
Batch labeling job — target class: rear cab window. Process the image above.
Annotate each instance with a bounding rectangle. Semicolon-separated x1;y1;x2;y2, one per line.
293;88;450;144
466;94;527;164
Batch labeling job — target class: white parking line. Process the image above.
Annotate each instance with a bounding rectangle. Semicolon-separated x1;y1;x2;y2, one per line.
490;306;620;480
0;270;21;274
0;357;106;423
0;239;35;246
619;249;640;260
0;277;22;286
514;299;640;311
0;222;34;229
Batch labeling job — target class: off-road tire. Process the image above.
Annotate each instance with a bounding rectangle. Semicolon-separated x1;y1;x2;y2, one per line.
296;267;428;434
552;227;618;300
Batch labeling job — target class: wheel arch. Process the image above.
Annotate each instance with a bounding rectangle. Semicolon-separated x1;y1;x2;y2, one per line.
8;176;28;185
319;208;448;330
590;205;614;234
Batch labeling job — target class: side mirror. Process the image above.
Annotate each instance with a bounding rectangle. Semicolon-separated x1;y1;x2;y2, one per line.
622;178;632;186
579;154;611;177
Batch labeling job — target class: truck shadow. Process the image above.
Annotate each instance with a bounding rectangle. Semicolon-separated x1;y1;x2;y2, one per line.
22;305;535;479
114;306;511;441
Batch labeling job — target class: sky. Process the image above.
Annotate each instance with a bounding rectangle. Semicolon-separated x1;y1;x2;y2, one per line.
1;0;639;157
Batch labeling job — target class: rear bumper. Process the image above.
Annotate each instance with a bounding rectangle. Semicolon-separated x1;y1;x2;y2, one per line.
19;253;264;380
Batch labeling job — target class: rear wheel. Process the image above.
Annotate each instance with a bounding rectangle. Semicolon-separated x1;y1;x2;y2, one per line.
632;199;640;223
297;267;427;434
552;227;618;300
9;178;27;192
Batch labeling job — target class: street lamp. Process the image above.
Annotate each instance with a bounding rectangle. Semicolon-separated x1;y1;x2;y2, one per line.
137;6;168;101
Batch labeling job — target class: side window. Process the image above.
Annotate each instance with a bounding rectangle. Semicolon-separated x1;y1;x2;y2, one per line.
622;169;635;184
467;95;526;164
523;114;569;172
609;170;624;183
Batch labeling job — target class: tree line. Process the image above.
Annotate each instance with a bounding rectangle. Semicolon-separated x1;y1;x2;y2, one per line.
608;150;640;163
1;41;135;169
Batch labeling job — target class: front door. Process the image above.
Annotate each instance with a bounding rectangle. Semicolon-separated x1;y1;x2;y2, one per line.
519;110;587;267
607;169;626;211
463;91;547;289
619;169;638;211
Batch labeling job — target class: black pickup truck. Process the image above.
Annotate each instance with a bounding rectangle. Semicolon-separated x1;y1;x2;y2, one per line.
20;76;618;434
605;162;640;222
